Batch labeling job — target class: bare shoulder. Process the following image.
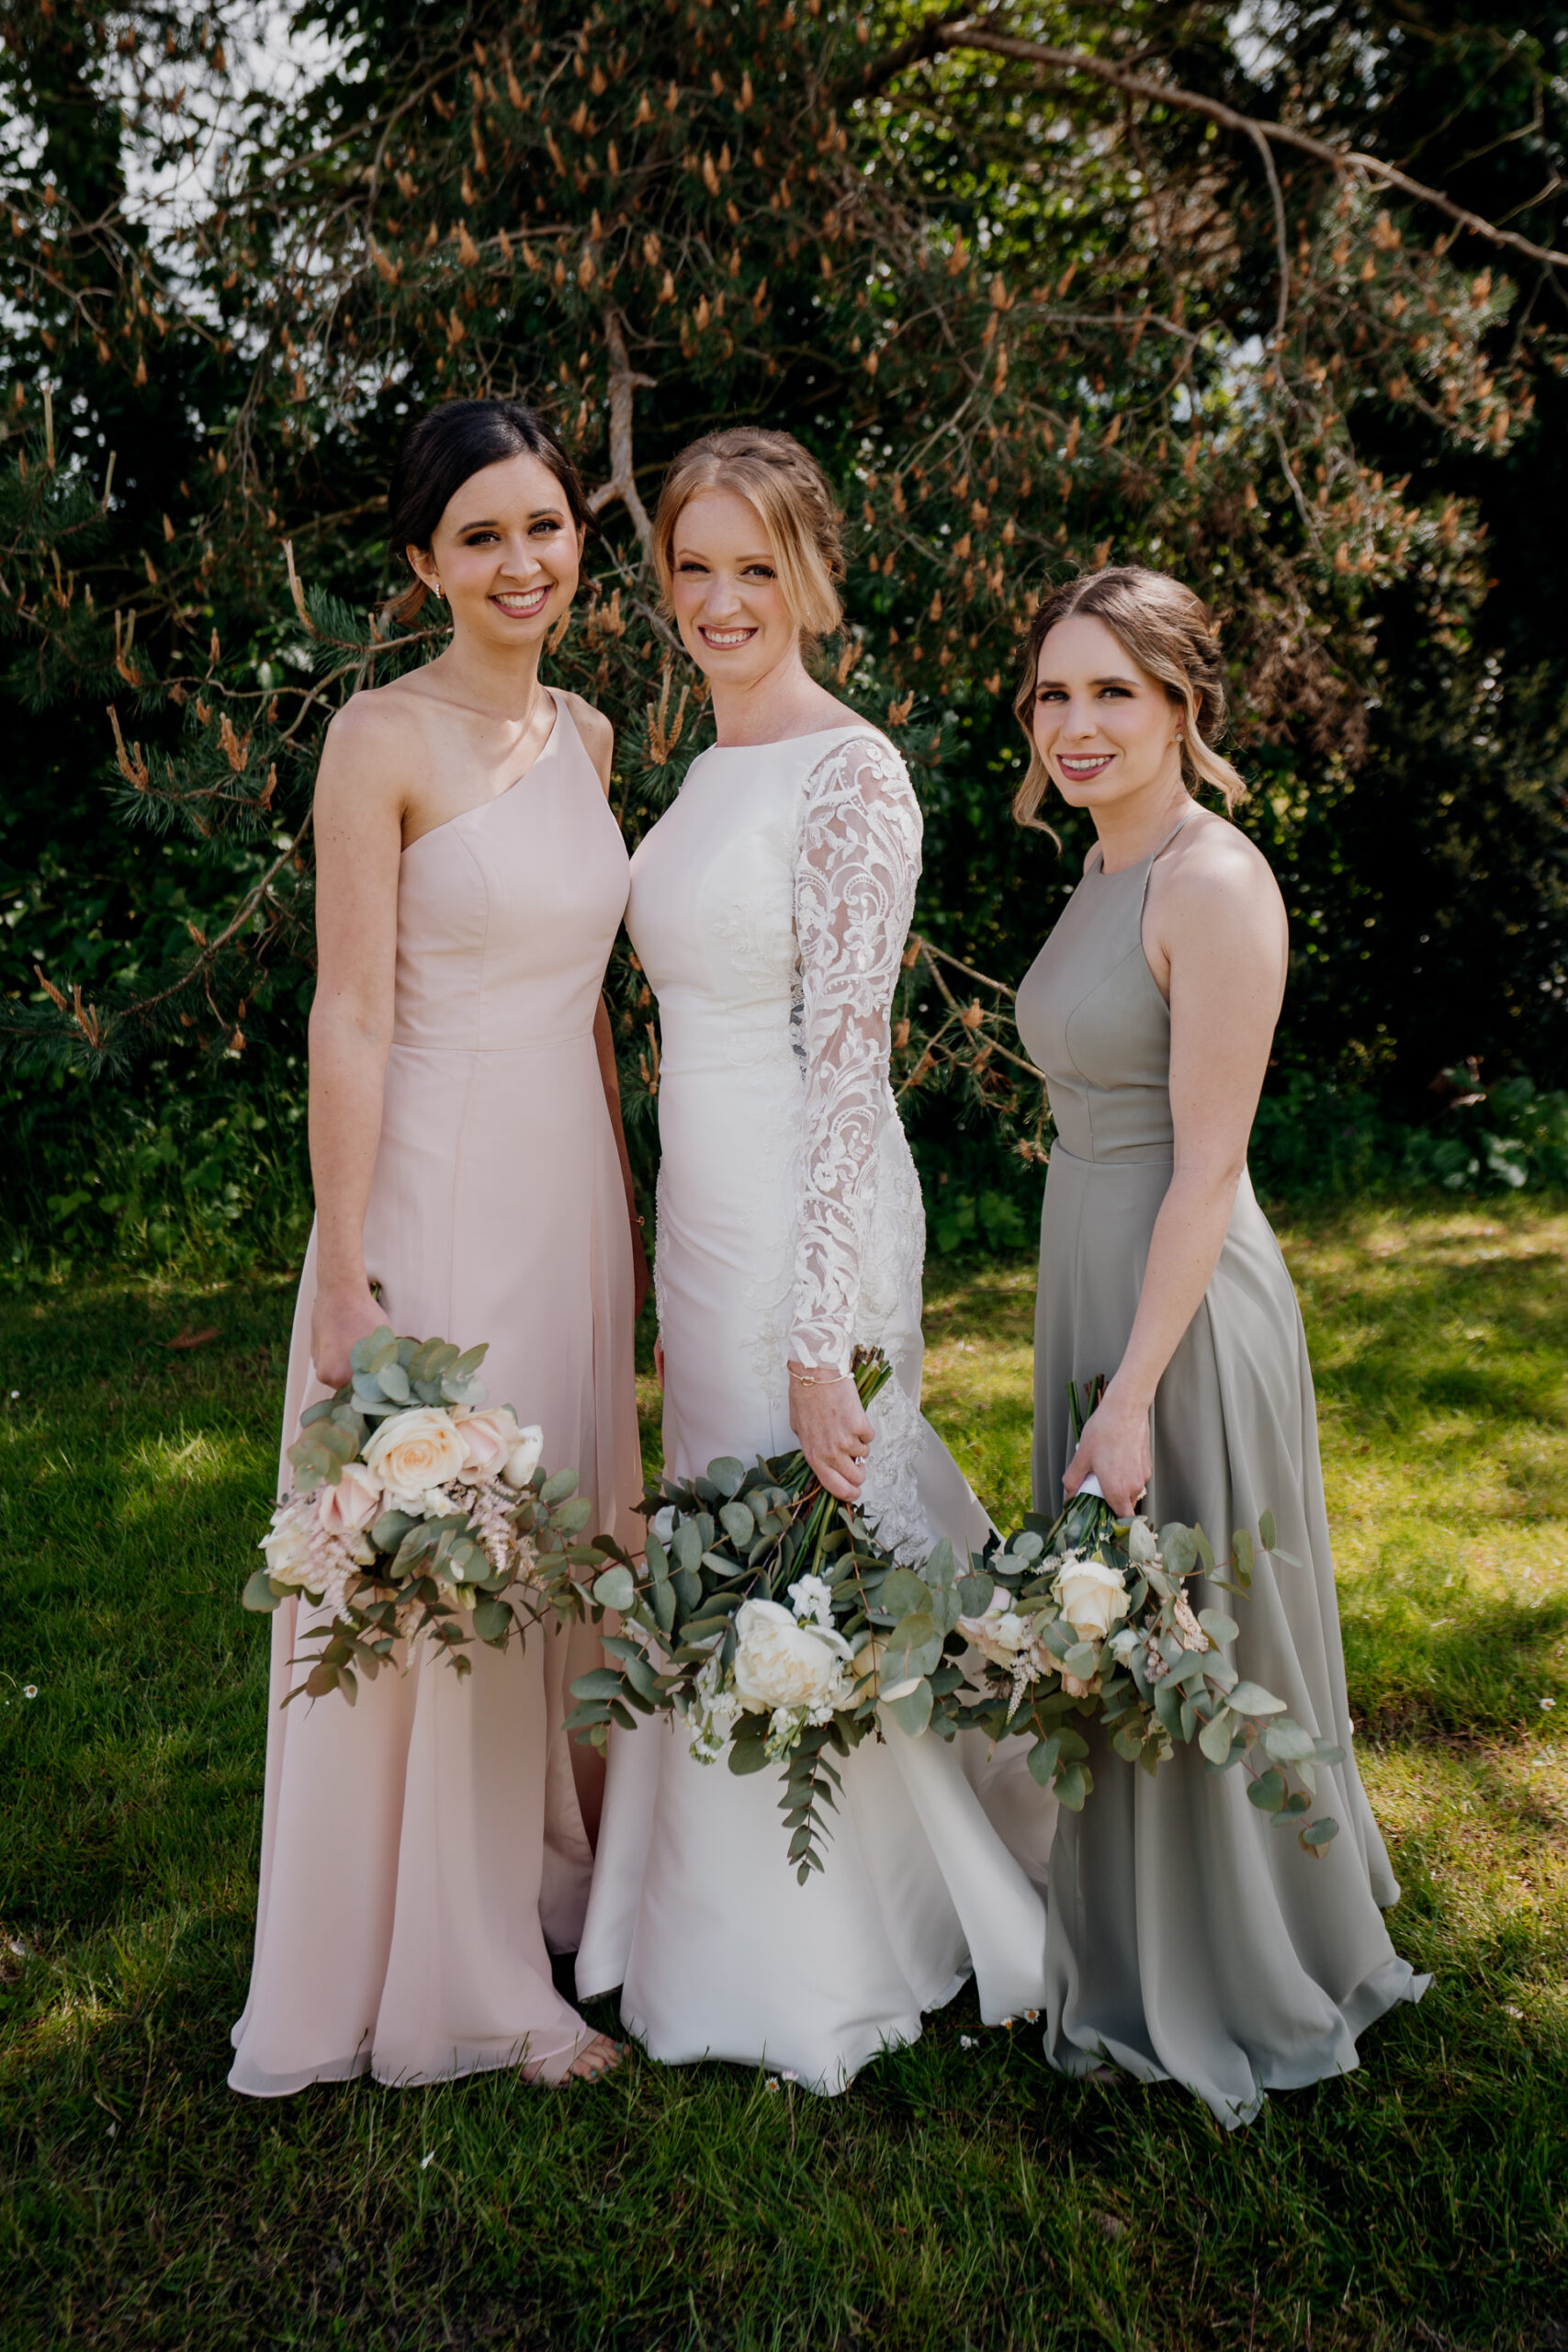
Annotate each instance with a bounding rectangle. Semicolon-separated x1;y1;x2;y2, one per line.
555;686;615;790
1161;810;1284;932
315;681;427;822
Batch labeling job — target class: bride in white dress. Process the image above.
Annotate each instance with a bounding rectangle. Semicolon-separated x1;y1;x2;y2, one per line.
576;428;1050;2089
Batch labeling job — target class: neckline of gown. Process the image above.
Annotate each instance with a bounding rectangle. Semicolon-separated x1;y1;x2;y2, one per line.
1087;802;1198;881
401;688;564;857
689;718;884;767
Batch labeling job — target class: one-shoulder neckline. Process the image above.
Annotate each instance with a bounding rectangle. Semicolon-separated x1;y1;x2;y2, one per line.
401;688;565;856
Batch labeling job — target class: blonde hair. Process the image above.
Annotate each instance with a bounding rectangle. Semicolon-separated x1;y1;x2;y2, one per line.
651;427;845;644
1011;565;1247;829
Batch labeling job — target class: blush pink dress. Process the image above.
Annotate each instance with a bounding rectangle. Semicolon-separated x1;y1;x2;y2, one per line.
229;691;644;2095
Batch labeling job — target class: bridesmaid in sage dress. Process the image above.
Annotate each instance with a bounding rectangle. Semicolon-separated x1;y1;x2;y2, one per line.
1010;565;1427;2127
229;401;645;2095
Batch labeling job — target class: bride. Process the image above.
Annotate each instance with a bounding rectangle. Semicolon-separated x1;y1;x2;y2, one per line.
575;427;1049;2089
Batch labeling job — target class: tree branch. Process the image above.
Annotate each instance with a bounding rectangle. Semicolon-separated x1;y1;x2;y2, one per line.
859;15;1568;272
587;311;656;560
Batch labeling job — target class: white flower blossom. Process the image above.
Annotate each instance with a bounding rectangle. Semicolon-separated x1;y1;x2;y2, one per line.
786;1572;836;1630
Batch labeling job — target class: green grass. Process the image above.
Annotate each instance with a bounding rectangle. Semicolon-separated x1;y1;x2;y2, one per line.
1;1200;1565;2348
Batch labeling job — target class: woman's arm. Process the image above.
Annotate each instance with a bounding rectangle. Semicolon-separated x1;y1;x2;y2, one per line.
306;701;407;1389
1066;827;1287;1515
787;737;922;1501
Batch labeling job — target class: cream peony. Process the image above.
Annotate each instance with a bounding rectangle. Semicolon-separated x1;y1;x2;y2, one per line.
501;1423;546;1488
316;1459;383;1536
362;1405;468;1498
731;1599;855;1715
451;1405;522;1480
1055;1554;1130;1645
261;1502;321;1589
958;1590;1047;1674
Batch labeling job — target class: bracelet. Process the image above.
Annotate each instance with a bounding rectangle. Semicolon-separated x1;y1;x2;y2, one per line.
788;1366;852;1387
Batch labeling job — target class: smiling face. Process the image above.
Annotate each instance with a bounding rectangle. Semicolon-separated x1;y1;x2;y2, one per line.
669;489;802;686
1030;612;1186;812
408;450;581;652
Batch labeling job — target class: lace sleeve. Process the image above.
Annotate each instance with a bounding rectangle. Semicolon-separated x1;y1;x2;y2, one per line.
788;733;922;1371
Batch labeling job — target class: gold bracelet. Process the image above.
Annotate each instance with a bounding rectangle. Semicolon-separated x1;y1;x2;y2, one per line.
788;1366;852;1387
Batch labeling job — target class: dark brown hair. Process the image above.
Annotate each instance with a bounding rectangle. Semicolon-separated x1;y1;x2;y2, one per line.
1012;564;1247;826
386;399;589;624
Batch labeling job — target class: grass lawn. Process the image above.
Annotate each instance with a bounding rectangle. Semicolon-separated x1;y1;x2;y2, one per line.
1;1197;1564;2349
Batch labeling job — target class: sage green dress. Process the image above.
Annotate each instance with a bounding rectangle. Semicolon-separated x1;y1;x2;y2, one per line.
1013;812;1427;2127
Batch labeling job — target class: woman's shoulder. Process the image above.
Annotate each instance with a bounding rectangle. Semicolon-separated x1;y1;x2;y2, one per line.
1158;808;1285;934
551;686;614;788
315;678;433;808
802;719;911;799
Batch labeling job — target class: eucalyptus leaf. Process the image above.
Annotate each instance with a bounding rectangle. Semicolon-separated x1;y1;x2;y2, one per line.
1198;1609;1239;1647
1198;1707;1235;1765
718;1500;756;1547
593;1566;637;1611
573;1667;630;1702
242;1567;282;1612
882;1678;933;1737
1026;1734;1062;1788
1258;1508;1278;1552
1228;1679;1288;1716
1247;1766;1287;1812
1260;1718;1316;1764
539;1468;580;1508
471;1598;513;1645
957;1573;995;1616
882;1567;931;1619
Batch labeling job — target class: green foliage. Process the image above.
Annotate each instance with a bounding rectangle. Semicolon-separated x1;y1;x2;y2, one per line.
1;0;1565;1244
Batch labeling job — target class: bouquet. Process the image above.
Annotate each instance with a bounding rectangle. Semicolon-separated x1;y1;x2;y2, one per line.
953;1379;1343;1854
568;1348;965;1883
243;1326;606;1704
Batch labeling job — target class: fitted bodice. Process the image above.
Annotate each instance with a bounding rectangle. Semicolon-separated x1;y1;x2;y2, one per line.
627;723;923;1380
1014;831;1182;1165
391;693;629;1054
626;737;816;1080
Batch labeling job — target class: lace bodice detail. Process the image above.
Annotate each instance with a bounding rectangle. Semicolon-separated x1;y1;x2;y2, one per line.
788;734;921;1370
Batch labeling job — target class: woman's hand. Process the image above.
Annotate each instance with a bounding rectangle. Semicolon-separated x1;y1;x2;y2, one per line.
1063;1380;1152;1519
310;1280;386;1392
653;1332;665;1392
787;1363;874;1504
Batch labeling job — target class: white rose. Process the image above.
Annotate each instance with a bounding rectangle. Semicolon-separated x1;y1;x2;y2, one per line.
362;1406;468;1499
501;1423;545;1488
261;1502;320;1589
731;1599;854;1715
453;1405;522;1480
315;1459;383;1536
1055;1555;1129;1645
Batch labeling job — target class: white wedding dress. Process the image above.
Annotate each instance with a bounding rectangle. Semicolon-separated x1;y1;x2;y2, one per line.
576;724;1051;2090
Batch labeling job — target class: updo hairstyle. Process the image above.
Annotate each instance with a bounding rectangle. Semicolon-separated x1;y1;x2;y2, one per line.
1011;564;1247;828
386;398;589;625
650;427;845;645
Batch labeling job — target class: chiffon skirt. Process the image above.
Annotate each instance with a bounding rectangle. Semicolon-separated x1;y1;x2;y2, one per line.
1032;1148;1428;2126
229;1034;642;2093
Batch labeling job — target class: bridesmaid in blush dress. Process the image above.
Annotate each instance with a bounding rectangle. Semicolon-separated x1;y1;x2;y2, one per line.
229;401;646;2095
1010;565;1427;2127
